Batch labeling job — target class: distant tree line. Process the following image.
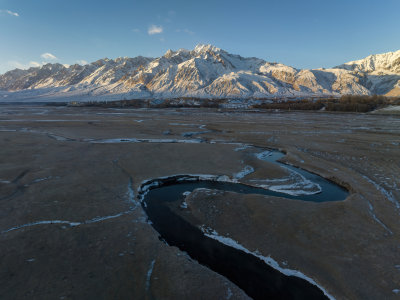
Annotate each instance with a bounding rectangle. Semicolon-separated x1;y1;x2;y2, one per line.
253;95;398;112
67;98;223;109
323;95;390;112
252;100;324;110
150;98;221;108
64;95;400;112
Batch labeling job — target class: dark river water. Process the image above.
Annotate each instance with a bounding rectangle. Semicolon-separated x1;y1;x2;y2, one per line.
140;151;348;299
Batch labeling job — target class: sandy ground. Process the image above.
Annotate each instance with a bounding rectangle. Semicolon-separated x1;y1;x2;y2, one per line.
0;105;399;299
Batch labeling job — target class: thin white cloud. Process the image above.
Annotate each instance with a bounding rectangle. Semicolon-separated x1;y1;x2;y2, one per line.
7;10;19;17
7;61;41;70
5;53;64;71
41;53;57;60
0;10;19;17
76;60;88;65
29;61;41;67
148;25;163;35
132;28;140;33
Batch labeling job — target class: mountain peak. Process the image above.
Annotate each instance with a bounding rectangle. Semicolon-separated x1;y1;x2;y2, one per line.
163;48;190;59
337;49;400;73
164;49;174;58
193;44;221;54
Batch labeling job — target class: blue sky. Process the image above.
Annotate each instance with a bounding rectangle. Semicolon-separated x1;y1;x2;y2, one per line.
1;0;400;73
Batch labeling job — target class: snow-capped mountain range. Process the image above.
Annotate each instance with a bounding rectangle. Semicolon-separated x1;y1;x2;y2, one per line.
1;44;400;102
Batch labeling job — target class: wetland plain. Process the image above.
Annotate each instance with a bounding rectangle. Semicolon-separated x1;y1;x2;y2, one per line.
0;105;399;299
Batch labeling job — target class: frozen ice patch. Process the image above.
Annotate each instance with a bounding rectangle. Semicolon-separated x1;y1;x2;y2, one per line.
146;259;156;291
250;168;321;196
365;198;392;235
84;212;130;224
90;138;204;144
362;175;399;211
233;165;254;180
126;177;139;209
204;229;335;300
181;130;211;137
1;220;81;234
255;150;322;195
31;176;52;184
226;287;233;299
234;144;252;152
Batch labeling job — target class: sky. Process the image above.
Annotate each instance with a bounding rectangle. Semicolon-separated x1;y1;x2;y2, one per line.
1;0;400;74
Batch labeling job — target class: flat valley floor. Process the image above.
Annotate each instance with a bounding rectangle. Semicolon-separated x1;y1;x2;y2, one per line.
0;105;399;299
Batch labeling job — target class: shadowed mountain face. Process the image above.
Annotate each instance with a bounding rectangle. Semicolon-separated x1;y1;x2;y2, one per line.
1;45;400;101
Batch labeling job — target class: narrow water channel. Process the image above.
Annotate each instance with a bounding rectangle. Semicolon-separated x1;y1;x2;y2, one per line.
139;150;348;299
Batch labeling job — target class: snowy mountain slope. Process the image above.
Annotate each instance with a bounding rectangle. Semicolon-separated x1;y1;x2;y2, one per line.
1;44;399;102
337;50;400;74
335;50;400;95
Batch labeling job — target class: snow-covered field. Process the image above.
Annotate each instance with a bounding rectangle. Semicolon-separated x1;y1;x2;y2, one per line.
373;105;400;114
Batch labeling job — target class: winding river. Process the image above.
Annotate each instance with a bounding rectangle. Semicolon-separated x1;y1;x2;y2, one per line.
138;149;348;300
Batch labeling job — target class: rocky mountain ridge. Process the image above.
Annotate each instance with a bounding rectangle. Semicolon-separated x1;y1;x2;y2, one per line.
1;44;400;102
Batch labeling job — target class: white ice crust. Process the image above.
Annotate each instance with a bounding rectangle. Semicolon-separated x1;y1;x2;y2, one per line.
204;229;335;300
